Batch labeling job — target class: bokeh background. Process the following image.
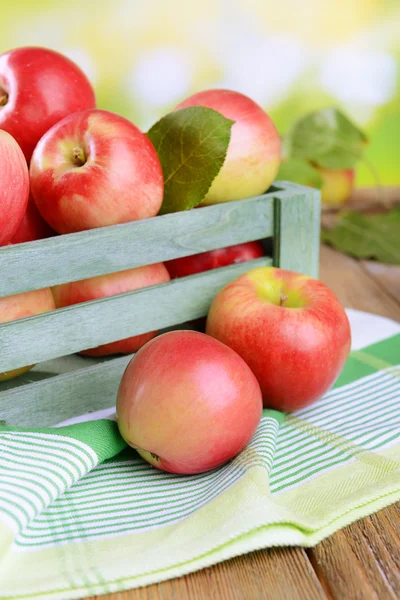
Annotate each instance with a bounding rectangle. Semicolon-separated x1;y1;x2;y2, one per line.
1;0;399;186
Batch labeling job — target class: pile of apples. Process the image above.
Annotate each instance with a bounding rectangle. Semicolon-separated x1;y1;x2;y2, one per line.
0;47;351;474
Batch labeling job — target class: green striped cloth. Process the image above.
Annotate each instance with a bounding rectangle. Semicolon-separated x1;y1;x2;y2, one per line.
0;309;399;599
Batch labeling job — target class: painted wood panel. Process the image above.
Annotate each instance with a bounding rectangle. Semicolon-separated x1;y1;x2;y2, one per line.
0;191;278;297
0;257;271;373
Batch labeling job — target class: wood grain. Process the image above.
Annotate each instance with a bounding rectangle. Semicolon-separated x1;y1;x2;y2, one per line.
319;245;400;321
0;190;276;298
309;530;383;600
0;353;130;427
91;548;326;600
0;256;270;373
273;188;320;278
361;261;400;304
343;516;400;597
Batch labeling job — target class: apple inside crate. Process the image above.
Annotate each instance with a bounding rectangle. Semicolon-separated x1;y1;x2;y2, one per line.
0;182;320;428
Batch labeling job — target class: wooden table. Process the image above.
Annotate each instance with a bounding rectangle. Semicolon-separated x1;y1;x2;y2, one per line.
91;244;400;600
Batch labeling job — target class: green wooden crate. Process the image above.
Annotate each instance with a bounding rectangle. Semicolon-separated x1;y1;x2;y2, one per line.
0;181;320;427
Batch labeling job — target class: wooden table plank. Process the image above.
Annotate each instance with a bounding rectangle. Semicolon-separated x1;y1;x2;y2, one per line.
88;243;400;600
344;516;400;596
362;261;400;304
92;548;326;600
319;245;400;321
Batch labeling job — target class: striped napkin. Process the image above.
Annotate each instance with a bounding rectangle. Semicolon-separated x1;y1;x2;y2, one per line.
0;309;399;600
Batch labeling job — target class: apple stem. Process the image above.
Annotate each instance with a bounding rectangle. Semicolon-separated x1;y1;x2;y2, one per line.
0;93;8;107
72;146;86;167
280;293;288;307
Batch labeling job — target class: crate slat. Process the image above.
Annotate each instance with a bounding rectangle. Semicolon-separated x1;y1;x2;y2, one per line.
0;191;278;298
0;355;130;427
0;256;271;372
273;188;321;278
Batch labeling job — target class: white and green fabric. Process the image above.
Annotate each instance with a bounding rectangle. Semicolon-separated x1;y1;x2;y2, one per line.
0;309;399;600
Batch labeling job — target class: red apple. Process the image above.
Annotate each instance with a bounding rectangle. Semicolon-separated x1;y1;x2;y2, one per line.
318;166;355;208
52;263;170;356
117;330;262;474
30;109;164;233
176;89;281;205
166;241;265;278
0;46;96;162
206;266;351;412
0;130;29;246
10;194;56;244
0;287;56;381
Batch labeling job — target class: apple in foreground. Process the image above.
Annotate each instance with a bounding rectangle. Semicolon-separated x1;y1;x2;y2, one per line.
206;267;351;412
52;263;170;356
10;195;55;244
176;89;281;205
166;241;265;278
0;130;29;246
0;46;96;162
0;288;56;381
117;330;262;474
318;166;355;208
30;109;164;233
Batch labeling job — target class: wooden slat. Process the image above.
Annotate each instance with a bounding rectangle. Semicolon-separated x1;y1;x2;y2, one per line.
319;245;400;321
0;257;271;372
309;512;400;600
308;530;382;599
343;514;400;597
273;186;320;278
361;261;400;304
0;191;277;298
369;504;400;574
0;354;130;427
89;548;326;600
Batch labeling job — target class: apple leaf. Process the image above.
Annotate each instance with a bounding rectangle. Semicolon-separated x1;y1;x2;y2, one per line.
321;208;400;265
148;107;234;214
284;108;368;169
277;158;323;189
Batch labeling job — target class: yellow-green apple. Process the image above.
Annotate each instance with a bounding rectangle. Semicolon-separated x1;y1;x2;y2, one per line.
176;89;281;205
206;267;351;412
318;166;355;208
0;130;29;246
117;330;262;474
10;194;56;244
166;241;264;278
52;263;170;356
0;288;56;381
30;109;164;233
0;46;96;162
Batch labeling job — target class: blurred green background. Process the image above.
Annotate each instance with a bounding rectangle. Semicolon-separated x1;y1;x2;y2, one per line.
1;0;398;186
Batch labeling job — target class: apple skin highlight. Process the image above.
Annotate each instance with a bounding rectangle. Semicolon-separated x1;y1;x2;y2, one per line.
206;267;351;412
0;46;96;161
117;330;263;474
176;89;281;205
0;130;29;246
30;109;164;233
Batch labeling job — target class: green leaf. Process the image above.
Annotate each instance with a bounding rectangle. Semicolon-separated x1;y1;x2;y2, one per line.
321;208;400;265
285;108;368;169
148;107;234;214
277;158;323;189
